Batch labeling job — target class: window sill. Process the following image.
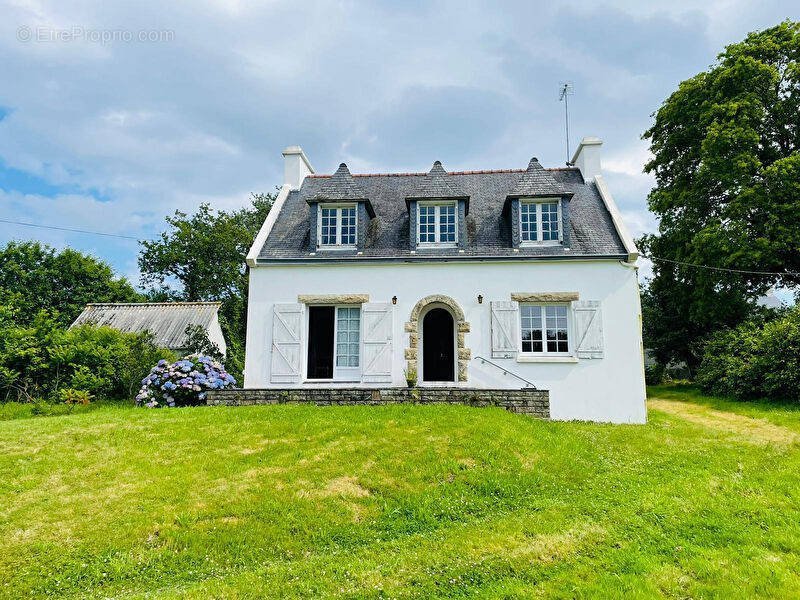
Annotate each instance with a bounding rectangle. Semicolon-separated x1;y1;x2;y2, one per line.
519;241;562;248
516;355;578;363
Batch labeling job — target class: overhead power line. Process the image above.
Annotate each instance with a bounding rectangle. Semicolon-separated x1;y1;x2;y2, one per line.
0;216;797;278
642;254;800;278
0;218;143;241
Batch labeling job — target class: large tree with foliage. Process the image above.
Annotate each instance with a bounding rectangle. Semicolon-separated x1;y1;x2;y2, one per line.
0;241;141;327
640;20;800;371
138;192;274;378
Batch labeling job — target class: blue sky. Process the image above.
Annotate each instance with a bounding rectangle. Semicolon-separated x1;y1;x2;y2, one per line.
0;0;797;287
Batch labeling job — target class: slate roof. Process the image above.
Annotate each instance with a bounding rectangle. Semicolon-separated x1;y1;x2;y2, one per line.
406;161;469;203
70;302;221;349
311;163;368;201
258;162;627;262
507;157;573;198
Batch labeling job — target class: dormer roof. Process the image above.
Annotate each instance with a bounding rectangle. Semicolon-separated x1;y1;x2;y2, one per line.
405;161;470;213
507;157;574;199
259;161;628;262
308;163;375;217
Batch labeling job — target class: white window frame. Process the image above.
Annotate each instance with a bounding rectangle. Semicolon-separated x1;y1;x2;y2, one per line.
519;199;562;246
333;305;361;380
417;201;458;247
304;304;362;382
518;302;573;357
318;203;357;248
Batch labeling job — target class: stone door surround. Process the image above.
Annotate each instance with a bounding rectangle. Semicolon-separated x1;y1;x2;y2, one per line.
404;294;471;382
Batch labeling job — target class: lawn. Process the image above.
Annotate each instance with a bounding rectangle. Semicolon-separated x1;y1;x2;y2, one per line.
1;386;799;599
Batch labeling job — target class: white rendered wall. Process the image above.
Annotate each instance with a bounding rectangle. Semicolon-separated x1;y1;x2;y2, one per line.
244;260;646;423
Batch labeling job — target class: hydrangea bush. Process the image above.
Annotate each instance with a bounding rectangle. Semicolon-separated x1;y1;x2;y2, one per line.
136;354;236;407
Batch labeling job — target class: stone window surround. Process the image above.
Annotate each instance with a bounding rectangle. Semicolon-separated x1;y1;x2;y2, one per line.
298;294;370;305
404;294;471;383
510;292;579;303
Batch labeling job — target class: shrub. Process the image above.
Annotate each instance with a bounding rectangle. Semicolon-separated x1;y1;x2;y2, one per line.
644;363;666;386
136;354;236;408
59;388;94;405
697;308;800;402
0;312;175;403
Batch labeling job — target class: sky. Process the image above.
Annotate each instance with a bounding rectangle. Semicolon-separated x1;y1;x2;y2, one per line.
0;0;797;289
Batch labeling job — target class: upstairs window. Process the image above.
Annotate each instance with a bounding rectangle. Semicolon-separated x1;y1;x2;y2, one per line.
319;205;356;247
520;304;570;354
418;202;457;246
520;200;561;244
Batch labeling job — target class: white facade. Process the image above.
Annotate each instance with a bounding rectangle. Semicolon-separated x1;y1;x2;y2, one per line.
244;259;646;423
243;138;647;424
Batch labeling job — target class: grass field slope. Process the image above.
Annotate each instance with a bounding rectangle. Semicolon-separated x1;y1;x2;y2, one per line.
1;386;799;599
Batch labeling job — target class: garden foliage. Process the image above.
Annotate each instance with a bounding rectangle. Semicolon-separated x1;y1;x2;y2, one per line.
0;310;174;403
697;308;800;402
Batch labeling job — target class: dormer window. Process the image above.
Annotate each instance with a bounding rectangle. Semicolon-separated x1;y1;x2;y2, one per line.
418;201;457;246
520;200;561;245
319;204;357;247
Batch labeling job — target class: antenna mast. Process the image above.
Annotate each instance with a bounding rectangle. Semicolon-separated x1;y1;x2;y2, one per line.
559;82;574;165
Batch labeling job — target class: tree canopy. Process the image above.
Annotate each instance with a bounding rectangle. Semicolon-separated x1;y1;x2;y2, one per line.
0;241;141;327
138;192;274;378
640;20;800;370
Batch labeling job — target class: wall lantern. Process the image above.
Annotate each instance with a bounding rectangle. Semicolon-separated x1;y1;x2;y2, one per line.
392;296;397;305
477;294;483;304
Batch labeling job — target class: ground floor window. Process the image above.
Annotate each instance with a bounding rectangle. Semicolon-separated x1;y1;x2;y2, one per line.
307;305;361;379
520;304;569;354
336;307;360;367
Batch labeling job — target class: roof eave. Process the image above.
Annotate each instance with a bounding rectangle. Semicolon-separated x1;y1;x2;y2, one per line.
253;253;629;265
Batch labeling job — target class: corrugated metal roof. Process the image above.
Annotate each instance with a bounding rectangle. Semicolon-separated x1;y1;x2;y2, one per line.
70;302;221;349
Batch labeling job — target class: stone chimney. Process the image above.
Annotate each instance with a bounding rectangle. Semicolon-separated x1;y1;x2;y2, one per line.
282;146;314;189
570;136;602;182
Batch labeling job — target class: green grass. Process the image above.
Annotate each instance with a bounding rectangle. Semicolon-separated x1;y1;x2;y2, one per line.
1;387;799;599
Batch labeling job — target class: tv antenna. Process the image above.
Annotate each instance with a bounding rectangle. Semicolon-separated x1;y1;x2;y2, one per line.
559;82;574;165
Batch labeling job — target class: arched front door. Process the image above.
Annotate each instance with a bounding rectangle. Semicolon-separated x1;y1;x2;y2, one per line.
422;307;455;382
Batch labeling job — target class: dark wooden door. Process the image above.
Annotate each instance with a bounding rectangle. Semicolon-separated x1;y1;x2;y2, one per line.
422;308;454;381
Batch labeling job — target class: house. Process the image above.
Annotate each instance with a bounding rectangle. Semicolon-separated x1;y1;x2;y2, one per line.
71;302;227;357
242;138;646;423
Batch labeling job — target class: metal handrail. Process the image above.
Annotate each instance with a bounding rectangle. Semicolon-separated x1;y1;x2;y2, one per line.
473;355;537;389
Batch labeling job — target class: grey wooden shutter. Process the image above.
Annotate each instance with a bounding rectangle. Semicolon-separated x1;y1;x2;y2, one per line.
574;300;604;358
361;302;393;383
490;301;519;358
270;303;303;383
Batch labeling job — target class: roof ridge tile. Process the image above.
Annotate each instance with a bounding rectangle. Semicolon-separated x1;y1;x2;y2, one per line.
307;167;577;178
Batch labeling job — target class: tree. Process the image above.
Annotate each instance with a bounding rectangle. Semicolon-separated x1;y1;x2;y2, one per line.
0;241;141;327
640;20;800;371
138;192;274;378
